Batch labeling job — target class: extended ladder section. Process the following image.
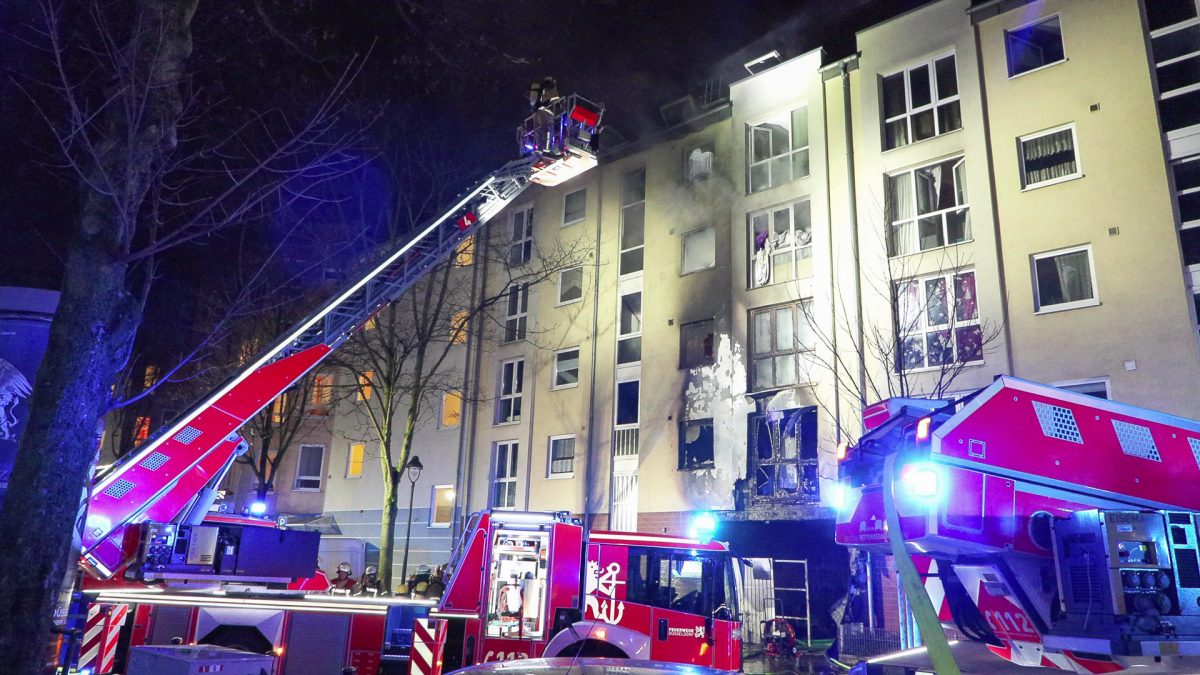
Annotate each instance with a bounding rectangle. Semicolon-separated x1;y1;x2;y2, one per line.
81;96;604;579
931;376;1200;512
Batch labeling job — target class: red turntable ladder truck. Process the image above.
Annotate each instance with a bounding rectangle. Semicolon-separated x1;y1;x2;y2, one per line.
835;376;1200;674
64;94;605;674
408;510;743;675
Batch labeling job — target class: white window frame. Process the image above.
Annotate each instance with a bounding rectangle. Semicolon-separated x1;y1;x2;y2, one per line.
1032;244;1100;314
1005;14;1067;79
1019;123;1082;190
681;226;716;275
881;53;961;151
680;317;715;369
547;434;576;478
429;484;455;528
563;188;586;226
509;205;534;266
552;347;580;390
503;283;529;343
617;291;642;365
495;358;524;425
887;156;971;257
1053;377;1111;400
746;107;810;194
749;200;813;287
750;300;816;392
895;269;984;373
293;444;325;492
345;442;365;479
492;441;519;510
556;267;583;306
615;379;640;427
620;168;646;277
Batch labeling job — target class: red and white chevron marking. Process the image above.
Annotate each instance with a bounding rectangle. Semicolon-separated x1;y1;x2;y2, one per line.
411;618;447;675
78;603;128;674
911;555;952;622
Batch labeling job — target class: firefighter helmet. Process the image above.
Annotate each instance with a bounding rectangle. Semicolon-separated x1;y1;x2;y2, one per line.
365;565;378;576
337;562;351;574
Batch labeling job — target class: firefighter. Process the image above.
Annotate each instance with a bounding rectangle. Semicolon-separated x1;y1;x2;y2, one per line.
528;76;559;111
330;562;355;594
353;565;382;596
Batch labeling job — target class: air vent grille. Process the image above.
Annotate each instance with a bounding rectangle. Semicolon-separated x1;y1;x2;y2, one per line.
1113;420;1160;462
173;426;202;445
1069;563;1103;607
1176;549;1200;589
103;479;136;500
1032;400;1083;444
139;451;170;471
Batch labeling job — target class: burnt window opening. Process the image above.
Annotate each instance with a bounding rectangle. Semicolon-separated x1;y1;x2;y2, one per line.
747;406;819;505
679;418;715;470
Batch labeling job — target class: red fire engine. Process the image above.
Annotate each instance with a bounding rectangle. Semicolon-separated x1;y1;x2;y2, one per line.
836;376;1200;673
61;93;617;673
410;511;742;675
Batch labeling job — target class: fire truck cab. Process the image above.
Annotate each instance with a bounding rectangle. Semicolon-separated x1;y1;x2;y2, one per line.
417;511;742;675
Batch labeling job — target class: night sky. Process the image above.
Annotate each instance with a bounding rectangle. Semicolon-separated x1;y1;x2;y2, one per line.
0;1;927;294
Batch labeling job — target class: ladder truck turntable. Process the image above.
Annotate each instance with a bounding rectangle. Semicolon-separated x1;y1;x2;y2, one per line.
66;92;744;674
835;376;1200;674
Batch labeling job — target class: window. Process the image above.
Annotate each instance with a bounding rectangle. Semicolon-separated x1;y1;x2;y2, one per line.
308;374;333;415
294;444;324;491
685;143;714;183
503;284;529;343
680;319;715;369
132;416;151;446
896;270;982;371
441;390;463;428
747;107;809;193
496;359;524;424
143;364;159;390
430;485;455;527
749;406;819;504
750;200;812;287
450;310;469;344
271;394;288;423
548;435;576;476
679;418;714;470
620;169;646;275
887;157;970;256
509;206;533;266
492;441;519;509
557;267;583;305
1019;125;1080;189
454;235;475;267
681;227;716;275
625;548;731;618
1032;245;1098;312
563;188;586;225
1056;379;1110;400
1005;16;1065;77
356;371;374;401
881;55;961;150
616;380;640;426
552;348;580;389
751;301;815;391
346;443;365;478
617;292;642;364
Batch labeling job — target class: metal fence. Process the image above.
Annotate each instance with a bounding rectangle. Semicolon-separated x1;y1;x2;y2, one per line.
837;624;904;659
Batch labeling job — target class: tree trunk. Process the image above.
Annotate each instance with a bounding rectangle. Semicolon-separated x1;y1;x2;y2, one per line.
378;472;400;592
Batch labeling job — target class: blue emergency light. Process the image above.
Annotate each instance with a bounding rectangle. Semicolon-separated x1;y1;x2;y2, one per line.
690;512;718;544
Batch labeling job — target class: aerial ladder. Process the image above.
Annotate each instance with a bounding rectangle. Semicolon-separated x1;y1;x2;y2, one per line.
835;376;1200;674
78;93;604;584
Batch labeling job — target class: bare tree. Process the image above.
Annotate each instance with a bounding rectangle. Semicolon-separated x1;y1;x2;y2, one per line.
0;2;364;667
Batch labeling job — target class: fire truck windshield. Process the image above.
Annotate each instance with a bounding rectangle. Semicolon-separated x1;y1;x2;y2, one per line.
624;548;737;619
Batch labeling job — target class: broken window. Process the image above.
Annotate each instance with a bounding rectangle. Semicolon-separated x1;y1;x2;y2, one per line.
1033;246;1097;312
685;142;715;183
747;107;809;193
496;359;524;424
492;442;519;508
1019;125;1080;188
552;348;579;388
895;270;982;371
750;200;812;287
887;157;970;256
620;169;646;275
509;206;534;266
1005;16;1065;77
750;300;815;391
548;435;575;476
617;292;642;364
881;54;960;150
681;226;716;275
679;418;715;470
503;284;529;343
748;407;818;504
557;267;583;304
680;318;715;369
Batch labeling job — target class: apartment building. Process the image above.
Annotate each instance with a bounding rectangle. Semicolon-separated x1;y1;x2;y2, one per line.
230;1;1200;619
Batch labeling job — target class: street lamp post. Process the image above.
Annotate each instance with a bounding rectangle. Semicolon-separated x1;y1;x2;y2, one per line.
399;455;424;585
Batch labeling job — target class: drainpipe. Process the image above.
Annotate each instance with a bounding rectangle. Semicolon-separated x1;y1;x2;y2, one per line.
840;59;868;412
457;213;492;538
583;171;603;529
821;62;842;443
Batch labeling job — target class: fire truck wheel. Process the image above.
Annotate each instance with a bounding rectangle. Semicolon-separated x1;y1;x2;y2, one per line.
558;639;627;659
